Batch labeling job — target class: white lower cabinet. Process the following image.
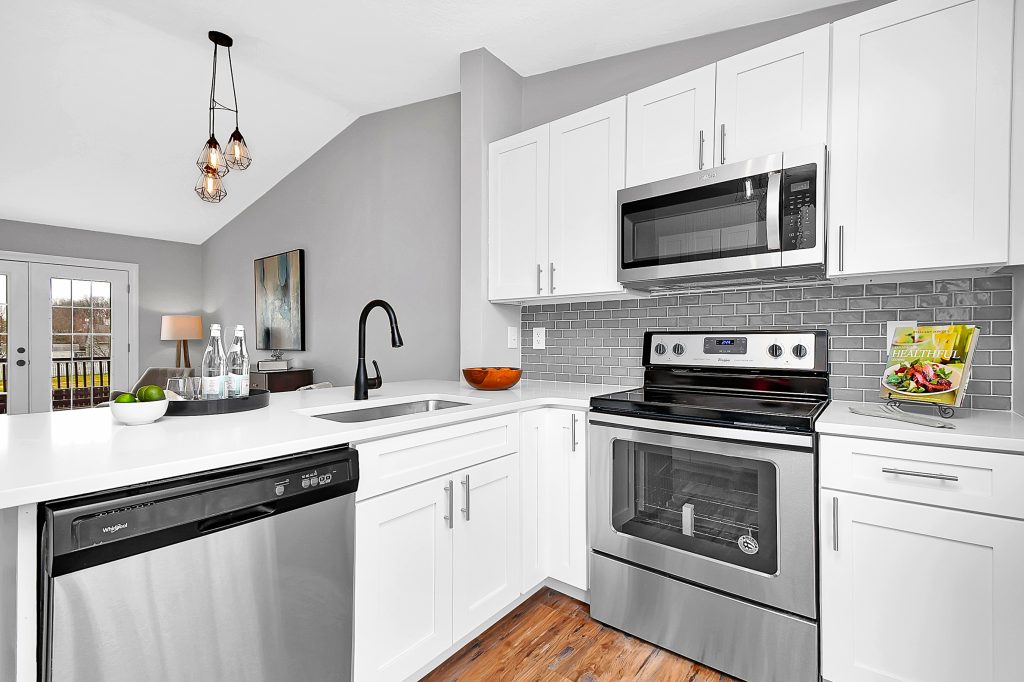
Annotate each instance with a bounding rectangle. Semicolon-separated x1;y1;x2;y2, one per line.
354;454;519;682
520;409;588;593
820;490;1024;682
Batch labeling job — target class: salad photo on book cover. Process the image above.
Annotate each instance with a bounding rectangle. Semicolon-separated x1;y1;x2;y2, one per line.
880;324;980;407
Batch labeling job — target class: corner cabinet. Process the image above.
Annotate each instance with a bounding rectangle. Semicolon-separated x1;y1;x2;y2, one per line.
353;455;519;682
488;99;625;303
714;25;829;165
625;64;716;186
828;0;1013;277
520;409;588;593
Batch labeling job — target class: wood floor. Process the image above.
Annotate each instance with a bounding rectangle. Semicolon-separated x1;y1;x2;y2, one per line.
421;588;740;681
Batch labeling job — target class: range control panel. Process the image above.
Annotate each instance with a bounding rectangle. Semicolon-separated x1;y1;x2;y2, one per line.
647;331;824;371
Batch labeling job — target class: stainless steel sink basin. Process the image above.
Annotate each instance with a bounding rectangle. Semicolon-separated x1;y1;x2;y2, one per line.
313;399;470;423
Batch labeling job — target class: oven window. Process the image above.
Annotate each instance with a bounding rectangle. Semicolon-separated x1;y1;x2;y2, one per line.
621;174;772;269
611;440;778;574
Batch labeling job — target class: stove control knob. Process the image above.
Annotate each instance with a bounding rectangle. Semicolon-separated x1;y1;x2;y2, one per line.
792;343;808;359
672;343;686;356
768;343;784;358
654;343;667;356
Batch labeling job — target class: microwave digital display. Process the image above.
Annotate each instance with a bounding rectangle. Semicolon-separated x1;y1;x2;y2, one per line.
790;181;810;192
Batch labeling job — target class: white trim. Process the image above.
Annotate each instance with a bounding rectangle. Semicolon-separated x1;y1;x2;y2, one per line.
0;250;140;388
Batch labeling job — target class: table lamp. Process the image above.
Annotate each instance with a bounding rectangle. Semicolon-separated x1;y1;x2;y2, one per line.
161;315;204;368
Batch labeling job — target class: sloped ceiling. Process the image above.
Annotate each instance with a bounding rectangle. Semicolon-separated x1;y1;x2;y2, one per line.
0;0;850;244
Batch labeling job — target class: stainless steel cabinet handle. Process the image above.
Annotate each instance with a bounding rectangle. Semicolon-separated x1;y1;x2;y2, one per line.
720;123;726;165
698;130;705;170
838;226;844;272
536;264;542;295
444;480;454;529
461;475;471;521
882;467;959;482
832;496;839;552
570;414;577;452
549;262;555;293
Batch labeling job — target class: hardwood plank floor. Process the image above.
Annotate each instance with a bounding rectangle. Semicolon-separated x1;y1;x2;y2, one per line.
421;588;739;682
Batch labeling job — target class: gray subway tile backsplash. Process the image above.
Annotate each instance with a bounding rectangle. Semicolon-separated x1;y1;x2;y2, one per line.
522;276;1015;410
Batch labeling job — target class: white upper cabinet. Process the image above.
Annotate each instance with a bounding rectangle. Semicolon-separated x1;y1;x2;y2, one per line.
548;98;626;297
625;64;716;186
488;125;549;300
829;0;1013;277
714;25;829;165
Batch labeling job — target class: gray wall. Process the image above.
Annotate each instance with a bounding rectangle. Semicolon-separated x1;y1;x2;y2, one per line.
202;94;461;387
520;0;891;129
0;218;203;373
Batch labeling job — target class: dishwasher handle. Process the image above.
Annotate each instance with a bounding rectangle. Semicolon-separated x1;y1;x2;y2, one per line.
197;504;276;534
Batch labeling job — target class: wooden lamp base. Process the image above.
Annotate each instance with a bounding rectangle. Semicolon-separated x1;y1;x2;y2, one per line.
175;340;193;369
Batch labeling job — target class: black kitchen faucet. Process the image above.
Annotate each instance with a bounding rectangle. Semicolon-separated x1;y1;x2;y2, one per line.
354;299;404;400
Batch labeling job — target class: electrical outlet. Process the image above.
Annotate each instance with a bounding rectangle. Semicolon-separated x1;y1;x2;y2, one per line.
532;326;546;350
507;326;519;349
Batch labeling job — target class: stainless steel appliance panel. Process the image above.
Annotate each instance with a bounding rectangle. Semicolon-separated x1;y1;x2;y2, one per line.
48;494;353;682
589;415;817;618
590;552;818;682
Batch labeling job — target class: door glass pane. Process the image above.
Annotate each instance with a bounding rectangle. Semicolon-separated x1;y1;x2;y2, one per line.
50;278;113;410
611;439;779;574
0;274;7;415
621;174;770;268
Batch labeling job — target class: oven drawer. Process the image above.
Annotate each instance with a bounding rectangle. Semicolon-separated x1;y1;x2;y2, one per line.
820;435;1024;519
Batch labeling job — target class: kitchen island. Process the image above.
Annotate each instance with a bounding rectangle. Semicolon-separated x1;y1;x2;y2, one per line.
0;379;614;682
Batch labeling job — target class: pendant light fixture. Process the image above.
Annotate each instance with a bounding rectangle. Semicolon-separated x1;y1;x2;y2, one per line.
195;31;251;203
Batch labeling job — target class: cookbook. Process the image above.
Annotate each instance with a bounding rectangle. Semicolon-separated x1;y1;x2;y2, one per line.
879;324;980;407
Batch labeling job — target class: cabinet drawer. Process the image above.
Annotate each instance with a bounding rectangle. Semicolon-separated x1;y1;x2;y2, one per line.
355;414;519;500
820;435;1024;518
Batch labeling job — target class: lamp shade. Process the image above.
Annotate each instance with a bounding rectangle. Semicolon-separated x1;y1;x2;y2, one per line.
161;315;204;341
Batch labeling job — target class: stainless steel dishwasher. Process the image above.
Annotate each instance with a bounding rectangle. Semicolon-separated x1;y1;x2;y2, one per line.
39;445;358;682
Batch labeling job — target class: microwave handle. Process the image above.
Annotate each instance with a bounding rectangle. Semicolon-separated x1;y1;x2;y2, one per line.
766;170;782;252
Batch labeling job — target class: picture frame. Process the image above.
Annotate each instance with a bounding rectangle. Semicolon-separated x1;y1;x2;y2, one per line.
254;249;305;351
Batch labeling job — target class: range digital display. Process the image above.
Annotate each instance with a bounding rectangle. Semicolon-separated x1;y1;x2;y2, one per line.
703;336;748;355
717;339;736;346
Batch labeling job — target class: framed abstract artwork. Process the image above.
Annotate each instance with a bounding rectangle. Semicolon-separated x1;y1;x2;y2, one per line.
254;249;305;351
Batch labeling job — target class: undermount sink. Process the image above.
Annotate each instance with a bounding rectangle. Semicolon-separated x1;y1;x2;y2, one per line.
313;399;470;423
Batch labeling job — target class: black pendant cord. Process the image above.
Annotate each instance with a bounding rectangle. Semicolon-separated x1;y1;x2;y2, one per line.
208;44;219;139
227;46;240;129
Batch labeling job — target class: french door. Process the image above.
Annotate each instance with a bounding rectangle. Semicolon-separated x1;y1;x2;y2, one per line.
0;259;130;414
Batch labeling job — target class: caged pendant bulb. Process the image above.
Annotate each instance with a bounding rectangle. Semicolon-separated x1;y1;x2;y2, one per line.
193;30;252;202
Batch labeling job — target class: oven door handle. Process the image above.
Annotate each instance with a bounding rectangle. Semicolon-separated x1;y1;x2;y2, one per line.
587;412;814;449
766;170;782;252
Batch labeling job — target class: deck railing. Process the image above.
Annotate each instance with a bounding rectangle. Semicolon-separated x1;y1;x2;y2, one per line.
0;358;111;412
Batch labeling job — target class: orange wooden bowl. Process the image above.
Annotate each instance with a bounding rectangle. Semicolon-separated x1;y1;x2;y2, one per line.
462;367;523;390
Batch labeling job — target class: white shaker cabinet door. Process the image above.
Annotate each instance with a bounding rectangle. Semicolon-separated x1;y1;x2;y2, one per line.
353;477;454;682
488;125;550;300
543;409;588;591
829;0;1012;276
714;25;829;165
820;491;1024;682
548;98;626;298
625;64;716;186
452;455;521;641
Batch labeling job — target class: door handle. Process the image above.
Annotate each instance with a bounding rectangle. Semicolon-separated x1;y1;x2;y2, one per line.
832;496;839;552
198;504;275;534
16;360;25;367
536;264;542;295
461;475;470;521
16;347;25;353
766;171;782;252
720;123;726;165
444;480;454;529
570;414;578;452
881;467;959;482
698;130;705;170
549;262;555;294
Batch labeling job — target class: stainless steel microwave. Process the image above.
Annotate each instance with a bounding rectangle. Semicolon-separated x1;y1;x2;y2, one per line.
617;146;826;291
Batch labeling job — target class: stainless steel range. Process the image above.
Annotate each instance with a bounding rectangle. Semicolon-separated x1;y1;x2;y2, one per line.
588;329;829;682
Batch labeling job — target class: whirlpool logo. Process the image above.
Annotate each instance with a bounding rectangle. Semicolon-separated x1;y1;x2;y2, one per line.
102;522;128;534
698;171;717;182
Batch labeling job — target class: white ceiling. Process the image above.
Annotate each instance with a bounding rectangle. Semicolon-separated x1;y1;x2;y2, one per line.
0;0;849;244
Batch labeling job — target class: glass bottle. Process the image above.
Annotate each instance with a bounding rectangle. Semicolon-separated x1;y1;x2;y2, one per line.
226;326;250;398
200;324;227;399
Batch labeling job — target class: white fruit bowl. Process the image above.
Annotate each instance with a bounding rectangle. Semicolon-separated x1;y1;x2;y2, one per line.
110;399;169;426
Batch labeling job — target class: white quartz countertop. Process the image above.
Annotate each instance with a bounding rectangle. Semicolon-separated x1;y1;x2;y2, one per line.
0;380;615;509
817;401;1024;454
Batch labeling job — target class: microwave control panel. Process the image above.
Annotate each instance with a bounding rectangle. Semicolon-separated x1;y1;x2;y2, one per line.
781;163;817;251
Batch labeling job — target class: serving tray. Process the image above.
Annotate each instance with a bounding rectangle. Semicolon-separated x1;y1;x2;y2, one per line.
164;388;270;416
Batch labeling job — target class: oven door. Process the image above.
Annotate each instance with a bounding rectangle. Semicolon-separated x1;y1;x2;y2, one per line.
588;413;816;619
618;154;783;285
